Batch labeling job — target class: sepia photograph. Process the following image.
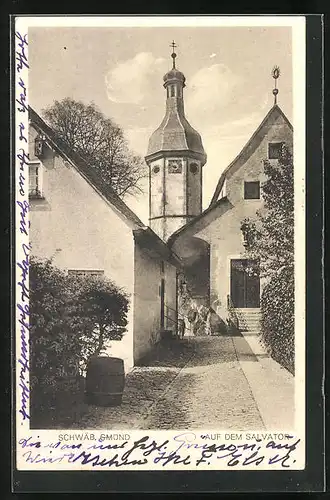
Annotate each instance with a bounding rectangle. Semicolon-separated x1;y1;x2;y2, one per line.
10;13;328;492
15;18;317;479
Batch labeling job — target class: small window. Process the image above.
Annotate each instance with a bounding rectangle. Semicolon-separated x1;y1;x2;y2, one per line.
67;269;104;278
244;181;260;200
29;162;43;199
160;261;164;274
34;134;46;158
268;142;284;159
170;85;175;97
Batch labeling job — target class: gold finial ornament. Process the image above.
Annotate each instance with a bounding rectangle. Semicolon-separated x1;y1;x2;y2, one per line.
272;65;280;105
272;65;280;80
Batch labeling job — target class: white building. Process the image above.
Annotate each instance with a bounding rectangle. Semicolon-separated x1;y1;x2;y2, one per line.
28;107;181;370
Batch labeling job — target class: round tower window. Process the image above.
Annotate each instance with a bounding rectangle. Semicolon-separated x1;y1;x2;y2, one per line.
153;165;160;174
190;163;198;174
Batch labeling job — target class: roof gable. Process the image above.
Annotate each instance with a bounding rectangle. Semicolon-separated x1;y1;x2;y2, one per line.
209;105;293;206
28;106;145;229
168;196;233;247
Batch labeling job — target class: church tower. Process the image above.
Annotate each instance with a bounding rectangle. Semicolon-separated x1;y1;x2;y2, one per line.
145;42;207;241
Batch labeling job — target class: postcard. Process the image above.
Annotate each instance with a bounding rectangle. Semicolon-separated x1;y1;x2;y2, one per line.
14;15;310;476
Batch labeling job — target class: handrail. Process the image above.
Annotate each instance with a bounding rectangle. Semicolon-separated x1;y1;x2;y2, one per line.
164;314;176;325
165;304;192;323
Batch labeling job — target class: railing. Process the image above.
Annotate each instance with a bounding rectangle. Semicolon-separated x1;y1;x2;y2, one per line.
164;295;247;336
164;304;194;335
164;305;176;329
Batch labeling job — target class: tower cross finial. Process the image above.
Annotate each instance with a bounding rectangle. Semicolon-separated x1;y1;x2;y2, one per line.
170;40;177;68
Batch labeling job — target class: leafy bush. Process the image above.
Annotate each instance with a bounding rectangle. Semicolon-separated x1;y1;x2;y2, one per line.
29;258;81;394
72;273;129;367
240;146;295;374
29;257;129;419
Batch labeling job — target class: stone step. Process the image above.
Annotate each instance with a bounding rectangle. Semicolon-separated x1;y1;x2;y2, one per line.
238;312;261;316
237;316;261;322
239;317;261;321
235;308;261;313
235;306;260;308
240;328;260;332
235;314;261;319
237;316;260;321
233;309;262;335
240;323;260;328
237;315;260;319
237;316;261;334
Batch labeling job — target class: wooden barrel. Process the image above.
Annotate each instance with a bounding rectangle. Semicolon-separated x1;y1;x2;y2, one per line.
85;356;125;407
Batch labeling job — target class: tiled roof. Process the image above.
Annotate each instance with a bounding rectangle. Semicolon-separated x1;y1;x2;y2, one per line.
146;76;206;161
147;107;206;159
29;106;183;264
167;105;293;247
167;196;232;247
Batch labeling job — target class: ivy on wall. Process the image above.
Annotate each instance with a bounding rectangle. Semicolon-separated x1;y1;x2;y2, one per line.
240;146;295;374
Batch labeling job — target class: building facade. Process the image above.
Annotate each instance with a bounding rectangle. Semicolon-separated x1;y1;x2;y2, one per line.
168;104;293;331
145;49;293;334
145;48;207;242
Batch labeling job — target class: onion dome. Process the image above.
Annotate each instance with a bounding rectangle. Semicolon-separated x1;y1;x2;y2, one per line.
163;67;186;87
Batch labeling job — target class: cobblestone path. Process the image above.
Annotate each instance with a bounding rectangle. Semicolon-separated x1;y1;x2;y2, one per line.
76;335;264;430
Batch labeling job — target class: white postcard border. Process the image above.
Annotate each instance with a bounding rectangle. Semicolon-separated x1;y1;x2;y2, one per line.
14;15;306;472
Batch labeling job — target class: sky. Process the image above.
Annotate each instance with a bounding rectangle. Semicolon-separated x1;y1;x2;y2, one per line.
28;25;292;224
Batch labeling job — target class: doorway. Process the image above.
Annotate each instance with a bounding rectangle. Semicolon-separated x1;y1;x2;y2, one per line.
230;259;260;308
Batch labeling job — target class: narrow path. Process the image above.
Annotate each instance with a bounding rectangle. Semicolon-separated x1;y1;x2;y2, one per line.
138;337;264;429
233;333;295;430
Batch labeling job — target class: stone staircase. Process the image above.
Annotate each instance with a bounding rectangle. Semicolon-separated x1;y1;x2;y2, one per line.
234;308;261;335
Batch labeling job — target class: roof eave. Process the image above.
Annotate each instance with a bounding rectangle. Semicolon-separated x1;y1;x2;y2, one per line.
133;227;183;269
28;106;145;229
145;149;207;164
168;196;232;247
